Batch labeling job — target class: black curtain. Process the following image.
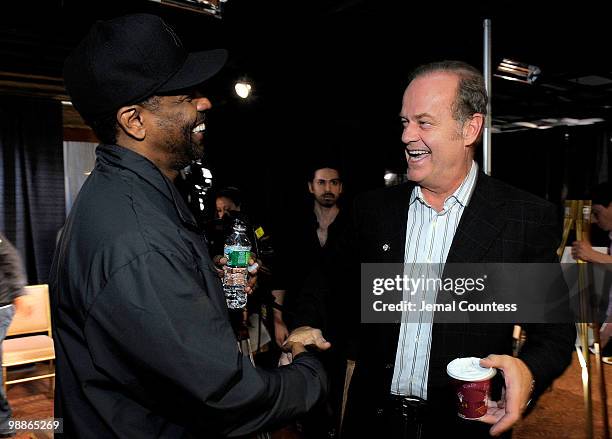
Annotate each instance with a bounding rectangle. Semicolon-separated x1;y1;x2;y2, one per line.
0;96;64;283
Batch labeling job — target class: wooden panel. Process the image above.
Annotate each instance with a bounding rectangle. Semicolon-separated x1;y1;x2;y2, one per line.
63;128;98;143
7;285;50;336
0;71;68;101
62;104;89;129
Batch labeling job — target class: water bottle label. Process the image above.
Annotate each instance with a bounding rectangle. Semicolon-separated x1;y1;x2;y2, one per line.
223;266;248;288
224;245;250;267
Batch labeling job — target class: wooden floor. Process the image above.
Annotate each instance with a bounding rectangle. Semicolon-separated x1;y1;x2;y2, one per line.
6;352;611;438
7;379;53;439
513;352;611;439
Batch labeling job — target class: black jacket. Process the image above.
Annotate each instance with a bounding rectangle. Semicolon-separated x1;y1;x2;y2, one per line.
50;144;326;438
339;173;576;438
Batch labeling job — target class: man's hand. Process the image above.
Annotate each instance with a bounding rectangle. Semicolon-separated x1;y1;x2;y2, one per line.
282;326;331;353
274;317;289;347
213;255;259;294
478;354;534;437
571;240;608;263
287;342;306;358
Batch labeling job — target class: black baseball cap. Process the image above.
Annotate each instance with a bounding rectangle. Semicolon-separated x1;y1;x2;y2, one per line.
63;13;227;122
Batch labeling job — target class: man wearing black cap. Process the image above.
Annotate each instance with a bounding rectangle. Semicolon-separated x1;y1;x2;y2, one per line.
51;13;329;438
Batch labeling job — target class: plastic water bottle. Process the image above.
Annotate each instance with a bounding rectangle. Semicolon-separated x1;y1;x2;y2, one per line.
223;219;251;309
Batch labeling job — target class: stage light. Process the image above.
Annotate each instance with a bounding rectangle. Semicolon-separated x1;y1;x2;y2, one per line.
384;172;396;181
495;58;541;84
384;171;401;187
234;81;252;99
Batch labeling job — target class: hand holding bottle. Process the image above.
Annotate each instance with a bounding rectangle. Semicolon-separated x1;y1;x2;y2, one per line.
217;219;259;309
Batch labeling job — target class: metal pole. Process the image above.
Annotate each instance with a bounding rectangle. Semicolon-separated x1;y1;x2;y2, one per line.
483;19;492;175
592;323;610;438
576;200;594;439
582;203;610;439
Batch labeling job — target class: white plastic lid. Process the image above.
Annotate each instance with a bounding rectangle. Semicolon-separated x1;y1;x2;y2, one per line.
447;357;497;382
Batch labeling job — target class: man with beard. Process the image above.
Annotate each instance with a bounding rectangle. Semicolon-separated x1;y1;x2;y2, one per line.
273;164;349;438
273;164;345;344
308;167;344;249
51;14;330;438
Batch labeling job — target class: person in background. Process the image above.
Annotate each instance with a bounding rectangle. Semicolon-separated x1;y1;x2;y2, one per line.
52;13;329;438
274;163;350;438
571;181;612;361
215;187;242;219
0;233;32;438
274;163;346;346
206;187;253;257
206;187;279;364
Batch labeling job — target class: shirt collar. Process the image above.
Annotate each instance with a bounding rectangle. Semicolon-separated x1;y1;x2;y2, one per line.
409;160;479;210
96;144;198;229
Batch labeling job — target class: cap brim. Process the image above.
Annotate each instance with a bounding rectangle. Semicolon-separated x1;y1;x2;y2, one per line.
157;48;228;93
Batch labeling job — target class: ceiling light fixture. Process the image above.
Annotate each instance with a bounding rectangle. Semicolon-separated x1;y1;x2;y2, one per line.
146;0;228;18
512;121;539;129
495;58;541;84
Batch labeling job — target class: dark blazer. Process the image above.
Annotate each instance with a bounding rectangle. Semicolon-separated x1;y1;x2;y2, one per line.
341;172;575;438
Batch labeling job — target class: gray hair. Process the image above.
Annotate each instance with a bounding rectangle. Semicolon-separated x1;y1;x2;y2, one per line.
408;60;488;125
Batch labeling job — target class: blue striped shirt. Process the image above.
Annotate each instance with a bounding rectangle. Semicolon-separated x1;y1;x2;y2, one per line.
390;161;478;398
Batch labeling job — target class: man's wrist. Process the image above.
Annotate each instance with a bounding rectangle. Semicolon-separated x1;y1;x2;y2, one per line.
525;378;535;408
594;251;609;264
517;358;535;409
290;342;306;357
522;377;536;415
273;309;284;322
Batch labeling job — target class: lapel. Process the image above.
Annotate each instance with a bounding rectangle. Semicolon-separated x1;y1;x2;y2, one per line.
371;183;414;360
427;173;508;387
379;173;507;265
381;182;415;263
374;175;509;369
446;172;506;263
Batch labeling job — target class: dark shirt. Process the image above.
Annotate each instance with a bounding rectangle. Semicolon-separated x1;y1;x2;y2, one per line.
49;144;326;438
275;206;355;359
275;207;347;323
0;232;26;305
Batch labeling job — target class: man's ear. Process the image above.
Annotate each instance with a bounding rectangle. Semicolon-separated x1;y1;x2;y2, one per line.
308;182;314;194
117;105;146;141
463;113;484;146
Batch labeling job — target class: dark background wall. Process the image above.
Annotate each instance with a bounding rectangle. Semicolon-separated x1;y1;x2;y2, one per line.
1;1;611;266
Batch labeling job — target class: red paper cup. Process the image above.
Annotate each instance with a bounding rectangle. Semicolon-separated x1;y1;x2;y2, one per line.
447;357;497;420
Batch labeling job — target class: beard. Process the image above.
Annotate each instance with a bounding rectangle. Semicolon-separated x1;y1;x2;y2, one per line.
315;193;337;207
160;118;204;171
